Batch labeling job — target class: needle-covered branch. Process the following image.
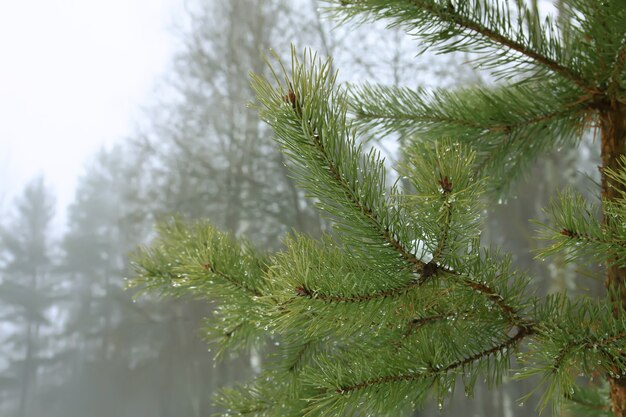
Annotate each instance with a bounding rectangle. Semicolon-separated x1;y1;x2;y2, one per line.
518;295;626;414
400;141;484;263
331;0;591;89
214;373;311;417
251;49;425;275
268;234;441;338
350;79;591;193
563;0;626;93
538;181;626;268
304;318;531;416
350;80;589;142
131;218;271;354
449;248;532;326
250;49;540;415
564;383;612;417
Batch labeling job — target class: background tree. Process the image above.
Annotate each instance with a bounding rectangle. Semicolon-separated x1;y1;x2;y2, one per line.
46;147;151;417
133;1;626;416
47;147;231;417
130;0;444;247
131;0;327;249
0;176;56;417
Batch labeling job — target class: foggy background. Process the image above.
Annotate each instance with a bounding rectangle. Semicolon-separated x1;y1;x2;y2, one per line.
0;1;603;416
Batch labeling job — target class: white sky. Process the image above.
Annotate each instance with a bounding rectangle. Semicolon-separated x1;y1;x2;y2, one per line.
0;0;182;232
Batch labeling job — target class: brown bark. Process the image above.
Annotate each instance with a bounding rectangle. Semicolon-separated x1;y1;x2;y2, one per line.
600;103;626;417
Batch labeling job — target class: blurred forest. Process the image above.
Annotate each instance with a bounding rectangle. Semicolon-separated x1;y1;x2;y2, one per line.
0;1;605;416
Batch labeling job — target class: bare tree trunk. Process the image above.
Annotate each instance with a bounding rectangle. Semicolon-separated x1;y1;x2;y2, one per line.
600;103;626;417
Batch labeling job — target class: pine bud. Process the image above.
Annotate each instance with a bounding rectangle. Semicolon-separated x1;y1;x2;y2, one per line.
438;176;453;193
295;286;310;296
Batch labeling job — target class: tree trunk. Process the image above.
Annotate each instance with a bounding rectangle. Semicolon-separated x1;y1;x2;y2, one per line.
600;103;626;417
18;322;33;417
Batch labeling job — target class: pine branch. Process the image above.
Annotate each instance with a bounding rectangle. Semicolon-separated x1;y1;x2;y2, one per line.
568;396;611;413
253;55;529;362
518;295;626;413
293;278;423;303
309;125;423;272
312;133;528;341
559;228;626;252
332;0;592;90
408;312;456;330
275;244;531;346
460;276;524;324
131;218;269;298
214;374;310;417
286;341;314;373
431;174;453;262
409;0;587;89
351;80;590;194
202;260;263;297
352;84;594;138
131;219;271;354
269;234;441;337
334;323;532;394
441;249;533;327
267;152;510;340
401;141;484;260
302;333;517;415
400;309;481;343
538;188;626;267
300;288;533;415
553;330;626;373
565;383;612;417
251;49;426;275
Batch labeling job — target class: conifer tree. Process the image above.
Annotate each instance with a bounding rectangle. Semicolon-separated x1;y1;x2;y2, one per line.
0;176;56;417
132;1;626;416
53;147;222;417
